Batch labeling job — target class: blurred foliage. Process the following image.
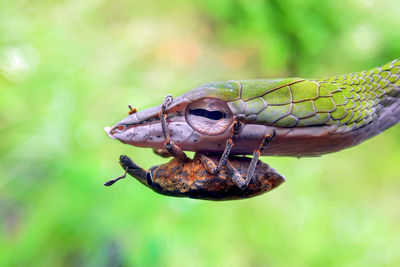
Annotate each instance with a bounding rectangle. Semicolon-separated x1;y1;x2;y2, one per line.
1;0;400;266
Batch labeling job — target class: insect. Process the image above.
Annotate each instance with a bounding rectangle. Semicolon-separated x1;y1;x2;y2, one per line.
104;154;285;200
105;59;400;199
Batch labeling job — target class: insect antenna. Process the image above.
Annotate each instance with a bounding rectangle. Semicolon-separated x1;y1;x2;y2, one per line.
104;167;128;186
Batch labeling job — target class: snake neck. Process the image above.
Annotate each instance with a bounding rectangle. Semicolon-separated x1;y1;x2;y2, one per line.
317;59;400;133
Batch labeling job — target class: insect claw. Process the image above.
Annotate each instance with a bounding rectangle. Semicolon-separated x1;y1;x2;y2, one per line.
259;130;276;153
162;94;173;113
233;117;241;135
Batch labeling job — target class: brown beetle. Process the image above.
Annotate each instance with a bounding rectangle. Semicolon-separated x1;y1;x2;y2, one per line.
105;154;285;201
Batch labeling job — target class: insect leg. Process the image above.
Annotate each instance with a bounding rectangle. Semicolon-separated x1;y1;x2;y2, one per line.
197;137;234;174
160;95;189;161
198;153;218;173
205;119;239;174
197;153;246;188
225;159;246;188
212;138;234;174
242;130;276;188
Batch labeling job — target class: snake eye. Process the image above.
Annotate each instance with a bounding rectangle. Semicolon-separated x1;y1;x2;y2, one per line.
189;109;224;120
186;98;233;135
112;125;126;134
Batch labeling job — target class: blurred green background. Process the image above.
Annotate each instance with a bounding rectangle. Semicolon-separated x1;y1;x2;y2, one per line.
1;0;400;266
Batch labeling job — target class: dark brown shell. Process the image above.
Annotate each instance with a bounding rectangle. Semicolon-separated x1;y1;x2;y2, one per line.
146;154;285;200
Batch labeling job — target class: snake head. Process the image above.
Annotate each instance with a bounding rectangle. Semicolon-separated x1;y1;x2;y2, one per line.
104;81;242;152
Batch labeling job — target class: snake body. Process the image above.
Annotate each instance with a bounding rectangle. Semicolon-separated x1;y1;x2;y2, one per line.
107;59;400;157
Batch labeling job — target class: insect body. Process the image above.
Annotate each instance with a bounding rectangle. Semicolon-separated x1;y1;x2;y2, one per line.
105;154;285;200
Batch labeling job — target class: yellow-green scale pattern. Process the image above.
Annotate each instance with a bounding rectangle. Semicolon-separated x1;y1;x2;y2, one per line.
228;59;400;131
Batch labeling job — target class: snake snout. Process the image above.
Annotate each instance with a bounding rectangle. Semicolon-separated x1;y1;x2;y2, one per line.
104;126;116;139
